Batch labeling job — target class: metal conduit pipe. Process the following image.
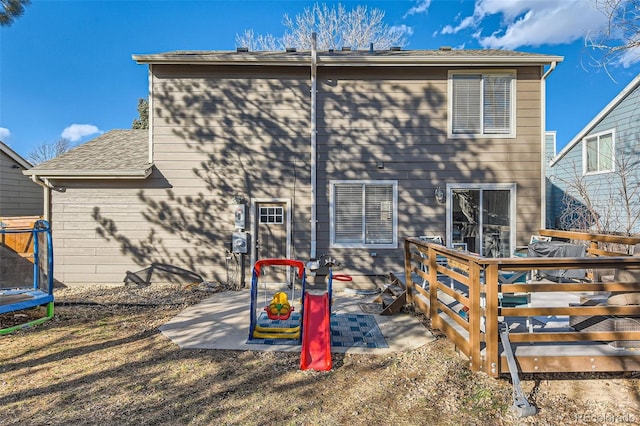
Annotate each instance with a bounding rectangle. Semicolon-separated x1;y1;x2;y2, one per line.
310;32;318;260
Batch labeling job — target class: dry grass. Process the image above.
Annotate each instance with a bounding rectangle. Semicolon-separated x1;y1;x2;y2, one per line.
1;283;639;425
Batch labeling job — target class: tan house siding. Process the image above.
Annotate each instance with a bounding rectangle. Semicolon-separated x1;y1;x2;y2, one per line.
50;172;237;284
0;150;42;217
152;65;312;276
50;180;155;284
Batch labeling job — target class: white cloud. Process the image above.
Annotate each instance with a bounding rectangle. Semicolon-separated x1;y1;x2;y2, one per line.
0;127;10;140
61;124;101;142
390;24;414;38
404;0;432;18
441;16;477;35
440;0;608;49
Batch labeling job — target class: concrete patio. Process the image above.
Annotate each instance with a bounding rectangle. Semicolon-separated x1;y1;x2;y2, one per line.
159;289;435;354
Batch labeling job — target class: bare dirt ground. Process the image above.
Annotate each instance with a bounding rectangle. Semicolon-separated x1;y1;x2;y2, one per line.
1;283;639;425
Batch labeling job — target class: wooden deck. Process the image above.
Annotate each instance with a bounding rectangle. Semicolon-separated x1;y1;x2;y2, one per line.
403;230;640;377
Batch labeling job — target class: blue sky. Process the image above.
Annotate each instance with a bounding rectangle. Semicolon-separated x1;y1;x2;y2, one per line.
1;0;639;160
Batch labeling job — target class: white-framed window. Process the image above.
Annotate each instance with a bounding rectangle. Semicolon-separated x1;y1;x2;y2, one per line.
259;206;284;224
448;71;516;138
583;129;615;175
330;180;398;248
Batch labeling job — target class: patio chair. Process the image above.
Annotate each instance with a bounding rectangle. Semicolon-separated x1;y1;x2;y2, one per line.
528;235;551;280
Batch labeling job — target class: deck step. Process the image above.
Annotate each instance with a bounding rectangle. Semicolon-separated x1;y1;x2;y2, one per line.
384;284;405;297
373;274;407;316
389;272;406;289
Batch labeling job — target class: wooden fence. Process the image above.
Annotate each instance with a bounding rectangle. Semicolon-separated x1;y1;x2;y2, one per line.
0;216;42;261
404;230;640;377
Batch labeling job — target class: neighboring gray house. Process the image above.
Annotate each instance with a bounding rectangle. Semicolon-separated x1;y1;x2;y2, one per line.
547;73;640;235
26;47;562;286
0;141;43;218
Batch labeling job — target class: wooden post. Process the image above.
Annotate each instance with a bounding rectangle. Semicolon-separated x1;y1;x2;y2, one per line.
468;261;482;372
404;239;413;305
429;246;439;322
484;263;499;377
428;245;439;321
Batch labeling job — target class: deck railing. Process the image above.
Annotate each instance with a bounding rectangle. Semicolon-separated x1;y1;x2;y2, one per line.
404;232;640;377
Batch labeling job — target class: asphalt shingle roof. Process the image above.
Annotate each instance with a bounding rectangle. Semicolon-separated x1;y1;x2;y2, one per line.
25;129;151;177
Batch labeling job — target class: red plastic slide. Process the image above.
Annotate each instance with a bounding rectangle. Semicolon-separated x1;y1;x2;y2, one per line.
300;292;332;371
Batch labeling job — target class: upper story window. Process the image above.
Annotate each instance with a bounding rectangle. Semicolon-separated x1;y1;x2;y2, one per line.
330;180;398;249
449;71;515;138
583;130;615;175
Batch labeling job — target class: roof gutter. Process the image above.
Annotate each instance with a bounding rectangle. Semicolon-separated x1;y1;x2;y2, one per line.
23;167;153;179
133;53;564;68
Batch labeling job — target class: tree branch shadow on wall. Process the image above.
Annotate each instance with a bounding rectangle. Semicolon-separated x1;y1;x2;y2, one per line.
92;64;510;282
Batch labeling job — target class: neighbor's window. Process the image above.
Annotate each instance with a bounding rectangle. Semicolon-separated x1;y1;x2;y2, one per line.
584;130;614;174
330;180;397;248
449;72;515;138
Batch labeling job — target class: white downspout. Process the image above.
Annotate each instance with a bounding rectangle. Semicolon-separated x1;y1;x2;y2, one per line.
310;32;318;259
540;61;557;229
148;65;154;164
30;175;51;222
542;61;557;80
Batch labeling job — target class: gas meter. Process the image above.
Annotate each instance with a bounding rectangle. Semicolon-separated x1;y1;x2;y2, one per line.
231;231;249;254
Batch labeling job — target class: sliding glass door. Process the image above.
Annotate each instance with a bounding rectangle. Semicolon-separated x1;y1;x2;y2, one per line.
446;184;516;257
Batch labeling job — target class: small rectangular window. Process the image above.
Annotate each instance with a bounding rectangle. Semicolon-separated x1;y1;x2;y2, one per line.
583;130;615;174
259;206;284;224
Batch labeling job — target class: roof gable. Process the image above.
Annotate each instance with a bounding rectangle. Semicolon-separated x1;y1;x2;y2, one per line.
0;141;32;169
550;73;640;166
